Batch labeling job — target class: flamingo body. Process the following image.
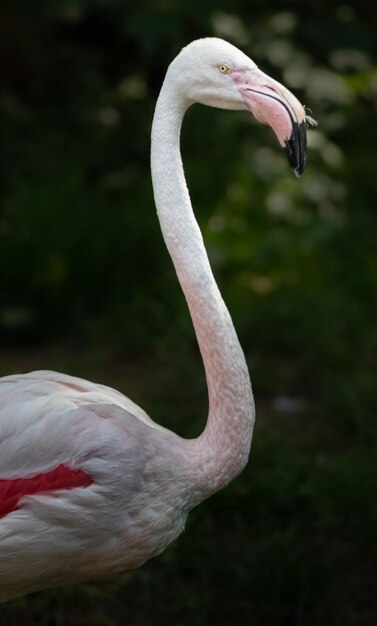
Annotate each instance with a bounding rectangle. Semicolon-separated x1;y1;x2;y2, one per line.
0;372;192;600
0;37;311;601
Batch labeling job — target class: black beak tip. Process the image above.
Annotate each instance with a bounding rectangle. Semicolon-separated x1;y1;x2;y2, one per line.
294;162;306;178
284;121;307;177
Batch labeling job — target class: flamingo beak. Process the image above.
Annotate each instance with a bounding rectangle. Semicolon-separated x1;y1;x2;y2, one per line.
231;68;309;176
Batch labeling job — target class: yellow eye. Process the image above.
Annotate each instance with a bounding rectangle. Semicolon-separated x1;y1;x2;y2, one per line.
218;64;230;74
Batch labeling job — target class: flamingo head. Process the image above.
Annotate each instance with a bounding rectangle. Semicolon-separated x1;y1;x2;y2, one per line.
170;38;316;176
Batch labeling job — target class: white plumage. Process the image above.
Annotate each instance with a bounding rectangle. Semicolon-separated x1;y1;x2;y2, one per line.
0;37;309;601
1;371;193;600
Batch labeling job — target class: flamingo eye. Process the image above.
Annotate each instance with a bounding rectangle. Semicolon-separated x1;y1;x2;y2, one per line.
218;64;230;74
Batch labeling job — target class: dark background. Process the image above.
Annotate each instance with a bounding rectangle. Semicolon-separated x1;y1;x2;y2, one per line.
1;1;376;625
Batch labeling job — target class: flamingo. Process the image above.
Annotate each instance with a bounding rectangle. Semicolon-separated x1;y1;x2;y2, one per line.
0;38;312;601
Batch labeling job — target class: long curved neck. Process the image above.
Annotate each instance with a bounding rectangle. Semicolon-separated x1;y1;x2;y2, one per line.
151;74;255;503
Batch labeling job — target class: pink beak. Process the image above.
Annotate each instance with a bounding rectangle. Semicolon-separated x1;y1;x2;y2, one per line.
230;68;308;176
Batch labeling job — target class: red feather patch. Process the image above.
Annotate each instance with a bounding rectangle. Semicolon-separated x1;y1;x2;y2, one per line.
0;465;92;518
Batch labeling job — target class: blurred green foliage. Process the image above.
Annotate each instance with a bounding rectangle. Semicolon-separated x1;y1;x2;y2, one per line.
1;1;376;625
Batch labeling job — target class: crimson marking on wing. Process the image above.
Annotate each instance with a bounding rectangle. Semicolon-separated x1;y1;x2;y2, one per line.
0;464;93;518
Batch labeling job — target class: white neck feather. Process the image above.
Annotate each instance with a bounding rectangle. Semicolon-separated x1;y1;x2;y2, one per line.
151;70;255;502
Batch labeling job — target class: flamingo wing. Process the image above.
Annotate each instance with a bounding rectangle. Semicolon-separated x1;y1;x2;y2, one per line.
0;371;162;520
0;371;186;600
